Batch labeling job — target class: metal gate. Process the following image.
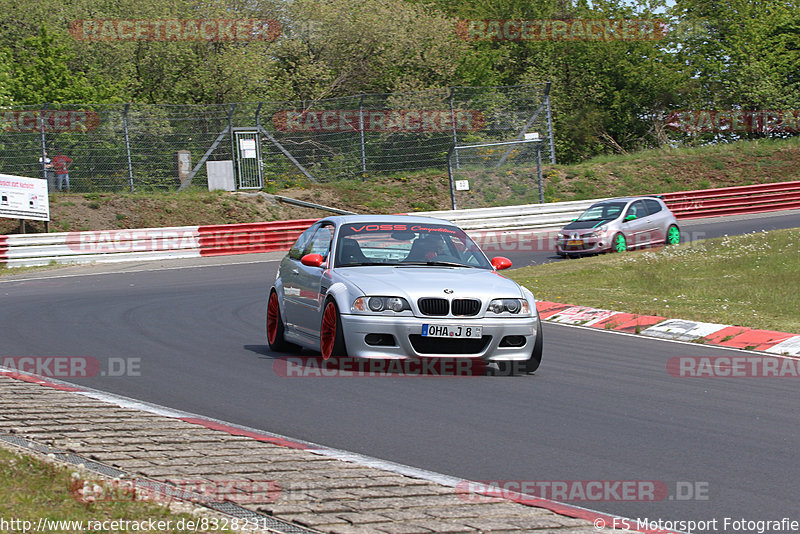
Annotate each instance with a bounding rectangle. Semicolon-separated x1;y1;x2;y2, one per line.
233;129;263;189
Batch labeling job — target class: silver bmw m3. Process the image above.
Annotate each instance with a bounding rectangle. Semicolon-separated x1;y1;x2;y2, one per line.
267;215;542;374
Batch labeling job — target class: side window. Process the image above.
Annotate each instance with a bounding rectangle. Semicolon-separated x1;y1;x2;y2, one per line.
288;224;317;260
626;200;648;219
305;225;334;259
644;199;662;215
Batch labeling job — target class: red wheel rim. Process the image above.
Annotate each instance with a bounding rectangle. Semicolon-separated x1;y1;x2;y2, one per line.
267;292;279;344
320;302;337;360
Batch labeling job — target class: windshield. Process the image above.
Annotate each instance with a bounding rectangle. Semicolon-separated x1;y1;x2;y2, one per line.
576;202;627;221
335;222;492;269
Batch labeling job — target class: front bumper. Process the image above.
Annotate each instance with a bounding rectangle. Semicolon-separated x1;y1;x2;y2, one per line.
340;313;539;361
556;235;610;255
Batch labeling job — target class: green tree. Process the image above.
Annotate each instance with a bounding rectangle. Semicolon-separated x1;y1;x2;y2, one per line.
266;0;472;100
0;49;13;106
671;0;800;109
9;26;120;104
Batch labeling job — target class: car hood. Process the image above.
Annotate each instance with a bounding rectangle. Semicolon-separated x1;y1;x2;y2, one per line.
335;266;525;300
561;220;613;231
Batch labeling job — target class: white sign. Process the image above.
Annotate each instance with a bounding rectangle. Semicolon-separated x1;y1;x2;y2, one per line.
524;132;540;140
455;180;470;191
239;138;256;151
0;174;50;221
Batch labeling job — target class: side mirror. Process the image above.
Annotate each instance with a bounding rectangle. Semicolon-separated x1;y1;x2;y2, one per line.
301;253;325;267
624;214;637;222
571;218;577;222
491;256;512;270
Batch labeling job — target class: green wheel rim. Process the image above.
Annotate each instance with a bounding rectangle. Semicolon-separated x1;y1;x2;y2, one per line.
614;234;626;252
667;226;680;245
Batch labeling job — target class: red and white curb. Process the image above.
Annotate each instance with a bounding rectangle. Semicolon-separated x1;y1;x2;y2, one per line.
537;301;800;356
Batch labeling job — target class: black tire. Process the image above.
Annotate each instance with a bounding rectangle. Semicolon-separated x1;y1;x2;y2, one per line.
611;232;627;253
320;298;348;360
266;290;298;352
525;317;543;373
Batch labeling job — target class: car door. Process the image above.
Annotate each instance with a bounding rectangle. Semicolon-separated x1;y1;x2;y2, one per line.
294;223;335;338
622;200;653;247
644;198;668;243
280;223;318;333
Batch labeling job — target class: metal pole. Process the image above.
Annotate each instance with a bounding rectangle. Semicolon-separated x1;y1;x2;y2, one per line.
449;88;460;169
359;95;366;178
228;104;237;190
254;102;264;189
123;104;134;192
545;83;556;164
537;142;544;204
39;103;49;191
447;146;457;210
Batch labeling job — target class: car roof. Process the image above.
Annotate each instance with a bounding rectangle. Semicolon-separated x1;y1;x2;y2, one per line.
317;214;456;226
593;196;663;204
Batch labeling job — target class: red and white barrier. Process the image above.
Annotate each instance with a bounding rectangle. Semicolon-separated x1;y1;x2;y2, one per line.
662;181;800;219
0;220;317;268
2;181;799;268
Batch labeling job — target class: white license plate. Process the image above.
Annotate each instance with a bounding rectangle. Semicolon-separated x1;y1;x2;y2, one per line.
421;324;482;338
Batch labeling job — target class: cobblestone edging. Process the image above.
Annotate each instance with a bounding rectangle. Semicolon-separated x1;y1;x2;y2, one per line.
0;374;639;534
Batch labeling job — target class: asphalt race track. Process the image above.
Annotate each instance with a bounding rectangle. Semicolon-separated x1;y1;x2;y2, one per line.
2;211;800;528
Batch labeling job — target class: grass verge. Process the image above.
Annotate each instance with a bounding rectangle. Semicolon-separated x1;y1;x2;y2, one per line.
508;228;800;334
0;444;235;533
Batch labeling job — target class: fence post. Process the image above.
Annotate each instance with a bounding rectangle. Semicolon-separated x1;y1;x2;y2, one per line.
359;95;366;178
545;83;556;164
123;103;134;192
537;141;544;203
449;88;460;169
447;146;457;210
229;104;237;189
39;103;49;190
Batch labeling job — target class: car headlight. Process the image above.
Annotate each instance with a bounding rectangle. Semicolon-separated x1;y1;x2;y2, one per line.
487;298;530;315
588;225;608;238
352;296;411;313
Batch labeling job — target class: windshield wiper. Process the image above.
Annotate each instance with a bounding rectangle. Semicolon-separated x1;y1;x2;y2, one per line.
339;262;390;267
399;261;478;268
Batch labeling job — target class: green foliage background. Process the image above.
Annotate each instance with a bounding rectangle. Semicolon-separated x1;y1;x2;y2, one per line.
0;0;798;164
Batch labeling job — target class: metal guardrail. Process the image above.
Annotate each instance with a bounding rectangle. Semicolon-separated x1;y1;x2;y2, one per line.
662;181;800;219
3;181;800;267
415;199;608;231
0;221;316;267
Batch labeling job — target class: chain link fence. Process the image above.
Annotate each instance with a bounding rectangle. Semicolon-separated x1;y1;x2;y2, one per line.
0;84;553;193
